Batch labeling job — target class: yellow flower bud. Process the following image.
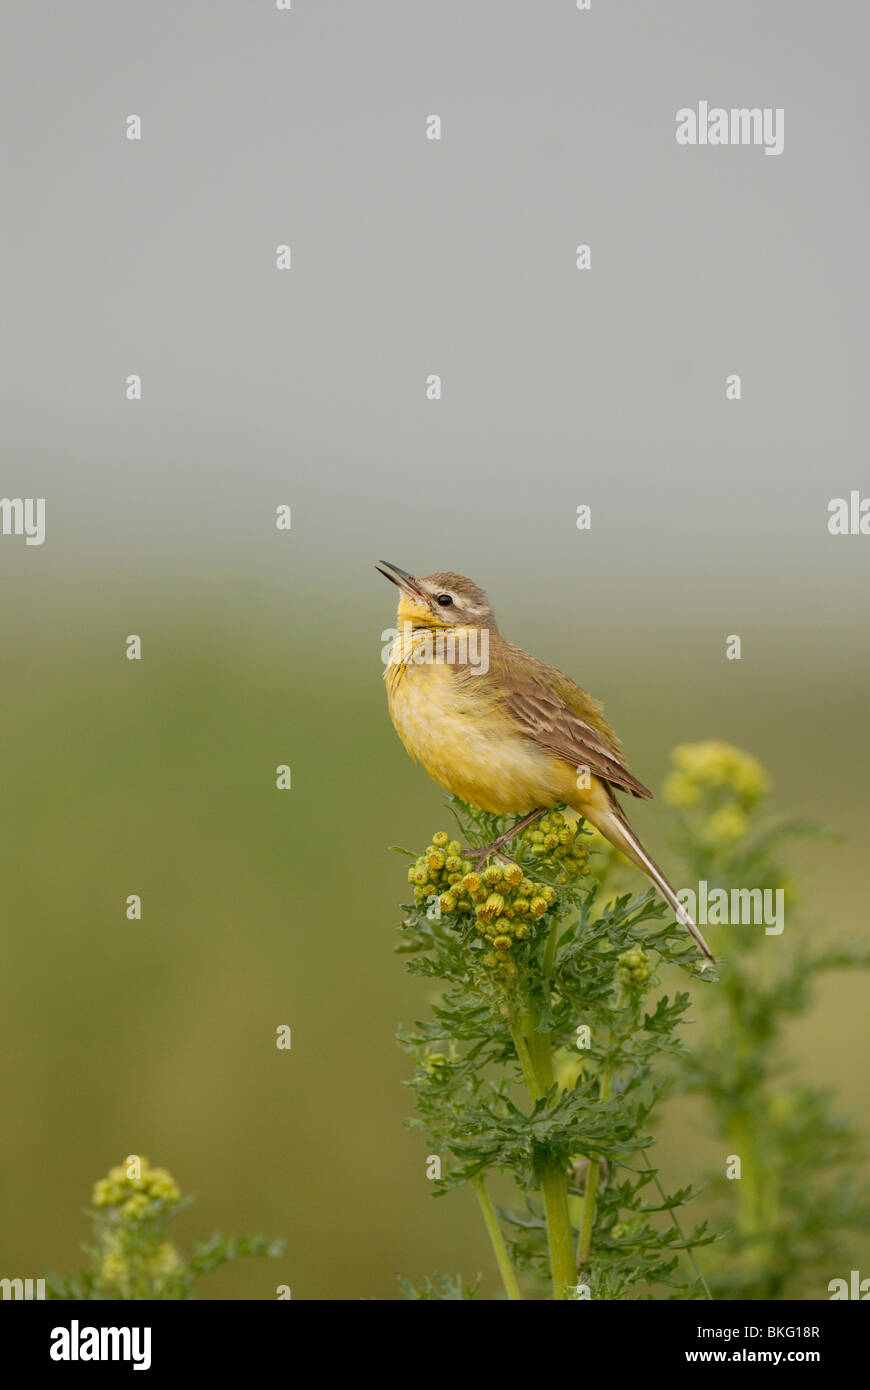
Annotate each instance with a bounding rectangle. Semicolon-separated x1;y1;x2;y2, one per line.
476;893;505;922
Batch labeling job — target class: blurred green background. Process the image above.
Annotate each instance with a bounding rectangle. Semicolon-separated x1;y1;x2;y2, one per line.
1;563;868;1299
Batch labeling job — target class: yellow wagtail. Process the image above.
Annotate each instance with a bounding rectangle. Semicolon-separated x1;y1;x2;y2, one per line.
377;562;715;966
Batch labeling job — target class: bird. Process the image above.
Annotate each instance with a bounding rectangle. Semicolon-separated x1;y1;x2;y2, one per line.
377;562;715;967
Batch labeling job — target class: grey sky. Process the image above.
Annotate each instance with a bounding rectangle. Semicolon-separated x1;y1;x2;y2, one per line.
2;1;867;624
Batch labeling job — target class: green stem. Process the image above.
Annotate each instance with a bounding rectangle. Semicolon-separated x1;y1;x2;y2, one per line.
472;1174;522;1301
540;1157;577;1298
510;1021;542;1102
576;987;627;1270
730;1110;772;1296
512;994;576;1299
576;1065;613;1267
523;1010;554;1095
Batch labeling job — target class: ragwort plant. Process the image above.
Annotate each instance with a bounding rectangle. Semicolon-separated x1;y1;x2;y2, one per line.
395;804;718;1300
47;1156;283;1300
662;741;870;1300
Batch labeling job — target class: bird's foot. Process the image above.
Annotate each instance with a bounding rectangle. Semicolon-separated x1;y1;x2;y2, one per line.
461;843;521;868
461;808;548;864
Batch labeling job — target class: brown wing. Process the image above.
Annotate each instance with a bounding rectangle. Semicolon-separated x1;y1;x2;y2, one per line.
504;685;653;800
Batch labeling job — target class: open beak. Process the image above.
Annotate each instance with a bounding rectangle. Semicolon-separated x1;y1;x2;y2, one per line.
375;561;429;603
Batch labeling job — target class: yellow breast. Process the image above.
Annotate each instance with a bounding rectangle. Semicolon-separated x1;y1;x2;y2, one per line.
384;635;568;815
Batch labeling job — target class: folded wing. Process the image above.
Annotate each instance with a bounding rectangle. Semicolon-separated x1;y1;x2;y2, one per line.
504;685;653;800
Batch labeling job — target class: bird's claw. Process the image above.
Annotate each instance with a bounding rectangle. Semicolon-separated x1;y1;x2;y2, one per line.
461;843;521;867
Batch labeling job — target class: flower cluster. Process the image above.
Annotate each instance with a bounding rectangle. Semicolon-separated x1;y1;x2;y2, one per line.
91;1157;184;1297
50;1159;283;1300
471;862;557;983
408;831;561;987
664;741;767;810
519;810;590;881
408;833;476;909
92;1157;181;1219
663;740;767;847
616;947;651;991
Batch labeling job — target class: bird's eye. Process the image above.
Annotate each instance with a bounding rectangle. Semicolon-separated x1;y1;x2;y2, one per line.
436;593;454;607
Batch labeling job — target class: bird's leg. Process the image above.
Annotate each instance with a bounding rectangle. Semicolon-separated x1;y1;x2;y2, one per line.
463;808;548;862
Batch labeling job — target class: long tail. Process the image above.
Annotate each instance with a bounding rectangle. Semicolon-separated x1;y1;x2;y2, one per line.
592;802;716;968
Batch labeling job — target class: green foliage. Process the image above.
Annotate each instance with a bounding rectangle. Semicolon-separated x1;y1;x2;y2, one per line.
397;1272;481;1300
396;801;716;1300
46;1157;283;1300
662;741;870;1299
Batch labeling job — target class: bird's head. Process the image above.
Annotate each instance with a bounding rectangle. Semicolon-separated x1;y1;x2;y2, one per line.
375;562;497;631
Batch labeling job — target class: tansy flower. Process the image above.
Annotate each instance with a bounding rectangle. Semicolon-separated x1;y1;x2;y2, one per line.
665;740;767;811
